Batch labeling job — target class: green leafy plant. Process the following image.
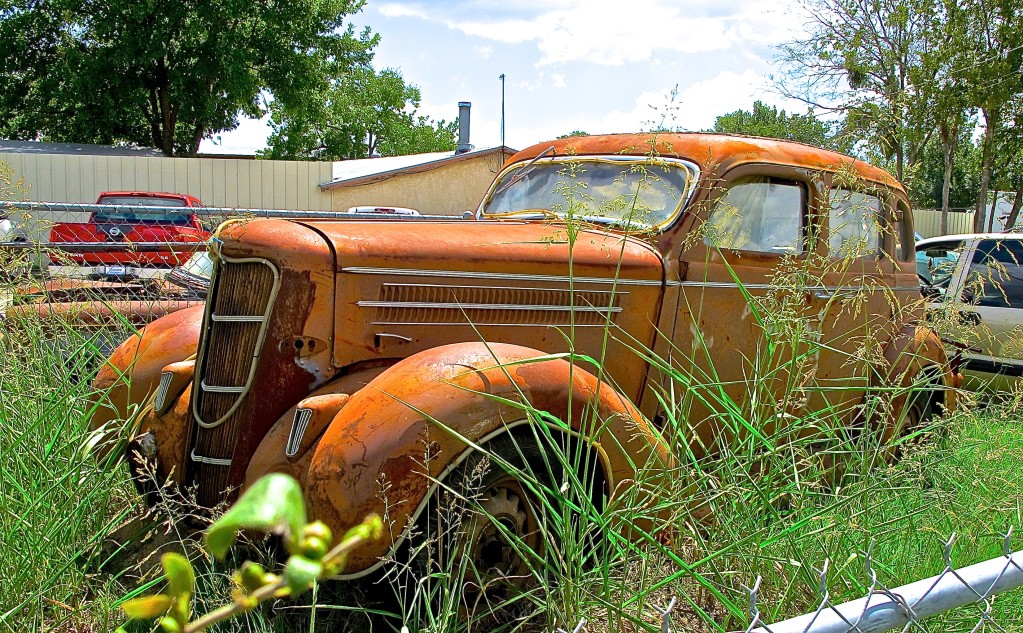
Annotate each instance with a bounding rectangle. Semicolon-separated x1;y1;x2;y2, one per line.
119;474;381;633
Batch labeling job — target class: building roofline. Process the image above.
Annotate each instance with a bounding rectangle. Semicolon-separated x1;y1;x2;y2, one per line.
319;146;515;190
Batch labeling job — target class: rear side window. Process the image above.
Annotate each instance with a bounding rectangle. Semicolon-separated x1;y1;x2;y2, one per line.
829;189;881;258
704;178;806;254
964;239;1023;308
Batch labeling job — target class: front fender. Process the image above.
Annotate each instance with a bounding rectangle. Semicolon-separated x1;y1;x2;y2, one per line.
90;305;205;437
304;342;673;575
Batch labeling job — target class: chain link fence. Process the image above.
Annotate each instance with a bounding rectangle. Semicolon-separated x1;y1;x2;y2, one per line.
555;530;1023;633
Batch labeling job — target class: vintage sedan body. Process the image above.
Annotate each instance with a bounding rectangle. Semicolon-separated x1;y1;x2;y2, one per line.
91;134;955;575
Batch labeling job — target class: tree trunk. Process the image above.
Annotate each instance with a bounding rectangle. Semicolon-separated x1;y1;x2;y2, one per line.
940;130;953;235
989;190;1000;232
1004;190;1023;232
975;108;997;233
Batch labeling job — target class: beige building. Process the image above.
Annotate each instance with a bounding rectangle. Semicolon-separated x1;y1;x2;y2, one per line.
321;147;512;216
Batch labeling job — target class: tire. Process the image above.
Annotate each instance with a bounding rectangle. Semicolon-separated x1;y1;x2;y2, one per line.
408;429;605;624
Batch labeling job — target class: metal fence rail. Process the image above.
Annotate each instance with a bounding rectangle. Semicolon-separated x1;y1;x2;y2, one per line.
0;199;464;220
552;531;1023;633
744;533;1023;633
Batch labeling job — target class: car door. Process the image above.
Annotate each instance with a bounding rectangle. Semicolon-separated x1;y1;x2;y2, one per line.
674;167;820;455
811;185;898;422
955;238;1023;387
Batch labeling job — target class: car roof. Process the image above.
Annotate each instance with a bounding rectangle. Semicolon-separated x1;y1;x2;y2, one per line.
506;132;903;192
916;232;1023;247
98;191;202;204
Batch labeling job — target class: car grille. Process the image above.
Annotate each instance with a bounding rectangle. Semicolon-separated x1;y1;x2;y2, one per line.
189;255;279;506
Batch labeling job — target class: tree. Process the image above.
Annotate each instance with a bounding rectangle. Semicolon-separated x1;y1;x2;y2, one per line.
262;66;456;160
958;0;1023;231
915;0;975;233
0;0;376;156
777;0;936;181
709;101;845;151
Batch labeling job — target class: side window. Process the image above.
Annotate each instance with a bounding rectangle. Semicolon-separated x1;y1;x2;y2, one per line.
963;239;1023;308
703;178;806;254
829;189;881;259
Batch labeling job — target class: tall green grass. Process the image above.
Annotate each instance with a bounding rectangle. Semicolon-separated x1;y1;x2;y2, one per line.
0;317;140;631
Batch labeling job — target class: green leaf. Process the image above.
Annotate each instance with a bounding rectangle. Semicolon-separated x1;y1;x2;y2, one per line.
206;473;307;559
283;555;322;596
121;594;173;619
161;552;194;598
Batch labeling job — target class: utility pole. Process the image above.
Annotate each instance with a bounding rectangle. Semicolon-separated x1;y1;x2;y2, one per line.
499;73;506;148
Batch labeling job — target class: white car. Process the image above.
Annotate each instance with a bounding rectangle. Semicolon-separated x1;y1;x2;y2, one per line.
918;233;1023;390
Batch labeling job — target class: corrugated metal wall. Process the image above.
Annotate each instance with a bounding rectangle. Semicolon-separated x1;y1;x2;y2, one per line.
913;209;976;238
0;153;334;211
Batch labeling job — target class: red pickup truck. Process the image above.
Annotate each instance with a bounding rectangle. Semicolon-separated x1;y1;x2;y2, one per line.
49;191;210;279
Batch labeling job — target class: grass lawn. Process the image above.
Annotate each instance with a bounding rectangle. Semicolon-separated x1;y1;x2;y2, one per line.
3;318;1023;633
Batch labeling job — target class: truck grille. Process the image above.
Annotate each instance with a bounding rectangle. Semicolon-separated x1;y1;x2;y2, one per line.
190;255;279;506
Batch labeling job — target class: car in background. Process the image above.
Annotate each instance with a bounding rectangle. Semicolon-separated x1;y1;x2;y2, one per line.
918;233;1023;390
48;191;210;280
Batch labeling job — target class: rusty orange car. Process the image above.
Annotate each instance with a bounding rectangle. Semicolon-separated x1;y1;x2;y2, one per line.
90;133;956;579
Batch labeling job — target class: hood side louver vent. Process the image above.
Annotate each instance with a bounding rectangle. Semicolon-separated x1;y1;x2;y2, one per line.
360;283;624;326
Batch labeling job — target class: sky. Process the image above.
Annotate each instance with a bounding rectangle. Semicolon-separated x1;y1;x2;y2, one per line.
201;0;813;155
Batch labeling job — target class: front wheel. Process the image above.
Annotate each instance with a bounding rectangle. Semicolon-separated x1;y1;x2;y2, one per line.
405;429;605;626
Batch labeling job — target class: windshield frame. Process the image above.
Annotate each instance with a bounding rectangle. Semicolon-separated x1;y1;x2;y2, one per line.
477;155;700;233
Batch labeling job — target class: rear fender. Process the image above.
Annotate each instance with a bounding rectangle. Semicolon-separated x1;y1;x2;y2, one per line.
877;324;956;442
303;342;673;576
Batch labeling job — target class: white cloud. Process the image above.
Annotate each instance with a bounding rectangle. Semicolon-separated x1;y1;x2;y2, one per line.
376;3;432;20
473;45;493;58
379;0;804;67
551;74;566;88
674;70;812;130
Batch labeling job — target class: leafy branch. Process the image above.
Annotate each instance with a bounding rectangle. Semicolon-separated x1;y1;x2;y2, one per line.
119;473;381;633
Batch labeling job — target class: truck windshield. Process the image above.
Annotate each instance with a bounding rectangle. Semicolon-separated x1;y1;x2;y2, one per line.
481;157;695;230
94;196;191;225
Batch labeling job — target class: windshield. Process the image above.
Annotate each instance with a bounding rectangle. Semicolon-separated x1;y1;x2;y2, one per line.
481;157;695;230
94;195;192;224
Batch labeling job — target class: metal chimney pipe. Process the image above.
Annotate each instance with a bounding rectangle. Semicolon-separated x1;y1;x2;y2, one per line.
456;101;473;154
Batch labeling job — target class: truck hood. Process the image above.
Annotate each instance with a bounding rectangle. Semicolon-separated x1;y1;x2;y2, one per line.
299;218;664;283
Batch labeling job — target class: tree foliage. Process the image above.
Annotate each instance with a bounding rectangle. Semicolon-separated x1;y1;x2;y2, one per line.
710;101;846;151
262;67;456;160
777;0;1023;231
0;0;379;157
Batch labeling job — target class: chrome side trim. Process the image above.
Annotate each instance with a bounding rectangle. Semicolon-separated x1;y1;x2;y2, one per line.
192;255;281;429
370;321;619;327
286;408;313;458
190;449;232;467
678;281;918;292
154;371;173;413
342;266;662;286
358;300;622;313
